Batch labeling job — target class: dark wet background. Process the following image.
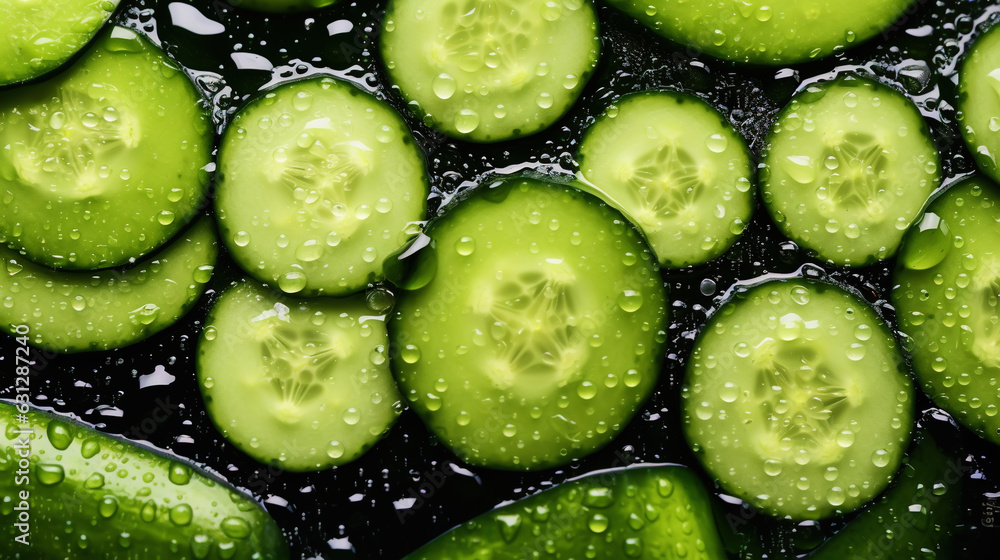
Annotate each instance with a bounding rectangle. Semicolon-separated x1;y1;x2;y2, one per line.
2;0;1000;557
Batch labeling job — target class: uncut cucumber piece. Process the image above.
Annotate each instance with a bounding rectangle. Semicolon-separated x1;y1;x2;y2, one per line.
197;281;403;471
228;0;339;13
893;177;1000;446
216;77;429;297
390;178;668;471
0;217;216;353
0;0;119;86
380;0;601;143
605;0;917;66
0;402;288;560
760;77;940;266
682;279;915;520
577;91;754;268
959;23;1000;185
806;432;961;560
405;465;726;559
0;26;213;270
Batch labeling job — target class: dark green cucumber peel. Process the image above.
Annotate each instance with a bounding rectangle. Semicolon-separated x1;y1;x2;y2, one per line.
958;22;1000;184
0;401;288;559
806;432;962;560
404;465;727;559
0;217;217;353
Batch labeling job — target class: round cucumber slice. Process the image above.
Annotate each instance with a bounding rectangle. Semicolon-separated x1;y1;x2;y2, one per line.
389;178;668;471
229;0;339;13
0;26;213;271
576;91;755;268
605;0;917;65
893;177;1000;446
198;281;403;472
216;77;429;297
0;217;217;353
682;279;914;520
0;0;119;86
380;0;601;143
760;77;940;266
959;24;1000;185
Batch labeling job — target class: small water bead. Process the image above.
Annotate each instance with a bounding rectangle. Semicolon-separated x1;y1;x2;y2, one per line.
588;513;609;533
536;92;554;109
278;271;307;293
361;246;378;263
37;464;65;485
836;429;855;448
763;459;783;476
719;382;739;403
233;231;251;247
617;290;643;312
169;462;192;485
46;421;74;450
343;408;361;425
141;501;157;522
827;487;846;506
327;441;345;459
401;344;421;364
454;109;480;134
706;133;728;153
81;439;101;459
871;449;890;467
295;240;324;262
99;496;119;518
455;236;475;256
577;381;597;400
84;473;106;489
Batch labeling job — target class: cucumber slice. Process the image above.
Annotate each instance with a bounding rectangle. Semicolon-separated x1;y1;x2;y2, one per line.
959;23;1000;185
0;26;213;271
806;432;961;560
197;281;403;471
405;466;727;559
760;77;940;266
682;279;914;520
389;178;668;471
0;0;119;86
576;91;755;268
605;0;916;66
0;401;288;559
0;217;216;354
216;77;429;297
893;177;1000;446
229;0;338;14
380;0;601;142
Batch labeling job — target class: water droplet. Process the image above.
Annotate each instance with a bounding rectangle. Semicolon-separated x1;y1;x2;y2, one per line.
764;459;783;476
327;441;345;459
432;73;457;100
141;500;157;522
455;236;475;256
343;408;361;425
169;504;193;526
901;212;951;270
233;231;251;247
454;109;480;134
583;487;614;508
401;344;421;364
37;464;65;485
495;513;522;542
295;240;324;262
719;382;739;403
81;439;100;459
782;155;817;184
278;271;308;293
588;513;609;533
84;473;105;489
617;290;643;312
99;496;118;518
46;421;74;450
871;449;890;467
836;429;855;448
220;517;251;539
706;133;728;153
169;462;192;485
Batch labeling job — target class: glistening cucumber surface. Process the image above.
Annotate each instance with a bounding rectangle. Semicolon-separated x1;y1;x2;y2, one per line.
390;178;668;471
760;77;940;266
216;77;429;296
380;0;601;142
198;281;403;471
893;176;1000;446
577;91;755;268
0;402;288;559
959;22;1000;184
0;217;216;353
0;26;213;270
682;279;914;520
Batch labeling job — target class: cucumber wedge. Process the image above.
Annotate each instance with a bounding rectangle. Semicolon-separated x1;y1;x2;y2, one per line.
0;26;213;270
683;279;914;520
380;0;601;142
959;23;1000;185
405;466;727;559
198;281;403;471
0;401;288;559
390;177;668;471
216;77;429;297
605;0;917;65
577;91;755;268
0;0;119;86
0;217;217;353
893;176;1000;446
760;77;940;266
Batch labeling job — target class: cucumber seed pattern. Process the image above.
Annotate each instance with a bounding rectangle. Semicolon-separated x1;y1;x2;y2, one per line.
821;132;888;217
972;257;1000;367
623;143;706;232
433;0;531;81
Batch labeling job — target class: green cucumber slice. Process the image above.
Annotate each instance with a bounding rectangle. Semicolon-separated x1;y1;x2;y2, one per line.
577;91;755;268
760;77;940;266
605;0;917;65
380;0;601;142
682;279;914;520
0;401;288;559
0;0;119;86
0;217;216;354
229;0;338;13
197;281;403;471
893;176;1000;446
959;23;1000;184
0;26;213;270
216;77;429;297
404;466;727;559
389;178;668;471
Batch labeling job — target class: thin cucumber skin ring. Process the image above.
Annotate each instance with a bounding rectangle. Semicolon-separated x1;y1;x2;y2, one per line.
760;76;941;267
216;76;430;297
605;0;918;66
380;0;601;143
576;90;755;268
959;23;1000;184
0;26;214;270
682;278;914;520
390;177;668;471
893;176;1000;446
